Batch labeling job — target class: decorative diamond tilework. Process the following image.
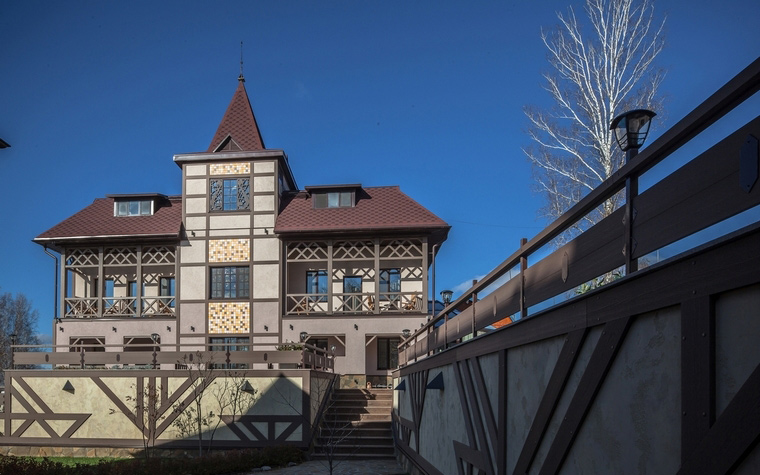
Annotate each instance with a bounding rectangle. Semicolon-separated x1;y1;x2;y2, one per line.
209;302;250;334
209;239;250;262
210;162;250;175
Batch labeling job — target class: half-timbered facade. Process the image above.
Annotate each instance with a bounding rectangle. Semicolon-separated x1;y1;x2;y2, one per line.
34;76;449;386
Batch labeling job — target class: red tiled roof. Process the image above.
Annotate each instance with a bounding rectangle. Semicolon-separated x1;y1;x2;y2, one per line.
34;196;183;243
207;78;265;152
275;186;449;234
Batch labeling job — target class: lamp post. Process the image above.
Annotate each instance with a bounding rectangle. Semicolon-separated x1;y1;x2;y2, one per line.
611;109;656;274
150;333;159;369
440;290;452;349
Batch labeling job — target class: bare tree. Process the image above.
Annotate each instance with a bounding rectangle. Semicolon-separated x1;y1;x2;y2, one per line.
524;0;666;238
0;291;40;379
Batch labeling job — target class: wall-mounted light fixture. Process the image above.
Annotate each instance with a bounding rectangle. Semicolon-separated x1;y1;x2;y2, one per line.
354;324;359;330
190;326;195;332
167;326;171;331
112;326;117;332
240;380;255;393
289;324;294;330
264;325;268;331
426;372;445;390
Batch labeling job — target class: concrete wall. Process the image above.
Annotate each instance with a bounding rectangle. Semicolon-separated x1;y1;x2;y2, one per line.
395;283;760;474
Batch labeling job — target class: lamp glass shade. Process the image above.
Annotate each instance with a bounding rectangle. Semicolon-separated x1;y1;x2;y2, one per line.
401;329;411;338
150;333;159;343
299;331;308;342
440;290;453;305
610;109;656;151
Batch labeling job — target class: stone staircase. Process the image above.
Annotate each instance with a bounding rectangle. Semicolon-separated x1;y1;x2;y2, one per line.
312;388;394;459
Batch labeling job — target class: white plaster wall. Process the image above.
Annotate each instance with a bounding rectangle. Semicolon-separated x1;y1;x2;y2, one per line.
185;197;206;214
253;264;278;299
180;266;206;300
253;195;275;212
253;214;275;229
253;176;274;192
180;240;206;264
209;214;250;230
185;178;206;195
185;164;207;176
253;238;279;262
178;302;205;334
253;161;274;173
252;302;279;334
185;217;206;231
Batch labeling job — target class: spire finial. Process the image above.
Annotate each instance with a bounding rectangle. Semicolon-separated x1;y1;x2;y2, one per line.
238;41;245;82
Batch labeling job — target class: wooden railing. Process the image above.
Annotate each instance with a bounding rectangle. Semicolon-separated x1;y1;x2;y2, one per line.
286;291;425;315
10;342;334;371
64;296;176;318
399;57;760;365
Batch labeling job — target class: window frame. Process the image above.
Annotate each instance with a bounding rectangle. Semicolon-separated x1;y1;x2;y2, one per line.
115;200;152;217
210;266;250;299
313;191;354;209
377;337;400;370
379;268;401;301
306;270;328;302
210;178;250;212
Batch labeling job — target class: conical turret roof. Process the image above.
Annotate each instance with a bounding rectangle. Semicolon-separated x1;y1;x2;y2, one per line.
207;76;265;152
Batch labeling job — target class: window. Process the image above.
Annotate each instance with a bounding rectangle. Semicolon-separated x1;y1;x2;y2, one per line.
115;200;152;216
209;337;250;369
306;270;327;302
123;336;158;352
211;267;250;299
104;278;114;308
377;338;400;370
210;178;250;211
160;277;175;308
128;281;137;312
343;276;362;311
313;191;353;209
379;268;401;300
69;337;105;353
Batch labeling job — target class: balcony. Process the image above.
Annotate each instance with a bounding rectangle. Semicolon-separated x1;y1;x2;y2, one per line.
64;296;176;318
285;291;424;315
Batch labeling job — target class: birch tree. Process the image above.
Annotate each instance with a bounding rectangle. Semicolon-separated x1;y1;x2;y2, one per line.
524;0;666;235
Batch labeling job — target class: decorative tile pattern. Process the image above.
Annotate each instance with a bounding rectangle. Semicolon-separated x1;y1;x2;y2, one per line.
210;162;250;175
209;239;250;262
208;302;250;334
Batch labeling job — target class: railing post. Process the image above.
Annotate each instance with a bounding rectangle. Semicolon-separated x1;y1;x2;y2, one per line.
520;238;528;320
625;148;639;275
471;279;478;338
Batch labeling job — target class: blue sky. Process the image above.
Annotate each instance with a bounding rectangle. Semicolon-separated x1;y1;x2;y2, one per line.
1;0;758;339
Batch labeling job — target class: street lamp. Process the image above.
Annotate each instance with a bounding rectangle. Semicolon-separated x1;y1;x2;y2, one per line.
150;333;159;369
610;109;656;160
299;331;309;343
440;290;453;306
401;329;411;339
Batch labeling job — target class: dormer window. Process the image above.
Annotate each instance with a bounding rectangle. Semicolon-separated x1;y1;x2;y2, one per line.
306;184;360;209
108;193;166;217
115;200;152;216
314;191;353;209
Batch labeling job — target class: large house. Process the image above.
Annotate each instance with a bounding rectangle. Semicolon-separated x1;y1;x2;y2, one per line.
33;75;449;387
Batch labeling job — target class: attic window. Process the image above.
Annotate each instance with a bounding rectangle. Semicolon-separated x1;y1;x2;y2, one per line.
314;191;353;209
115;200;152;217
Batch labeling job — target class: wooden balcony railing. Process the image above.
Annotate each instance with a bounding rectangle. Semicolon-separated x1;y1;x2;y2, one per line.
64;296;176;318
9;342;334;371
286;291;425;315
